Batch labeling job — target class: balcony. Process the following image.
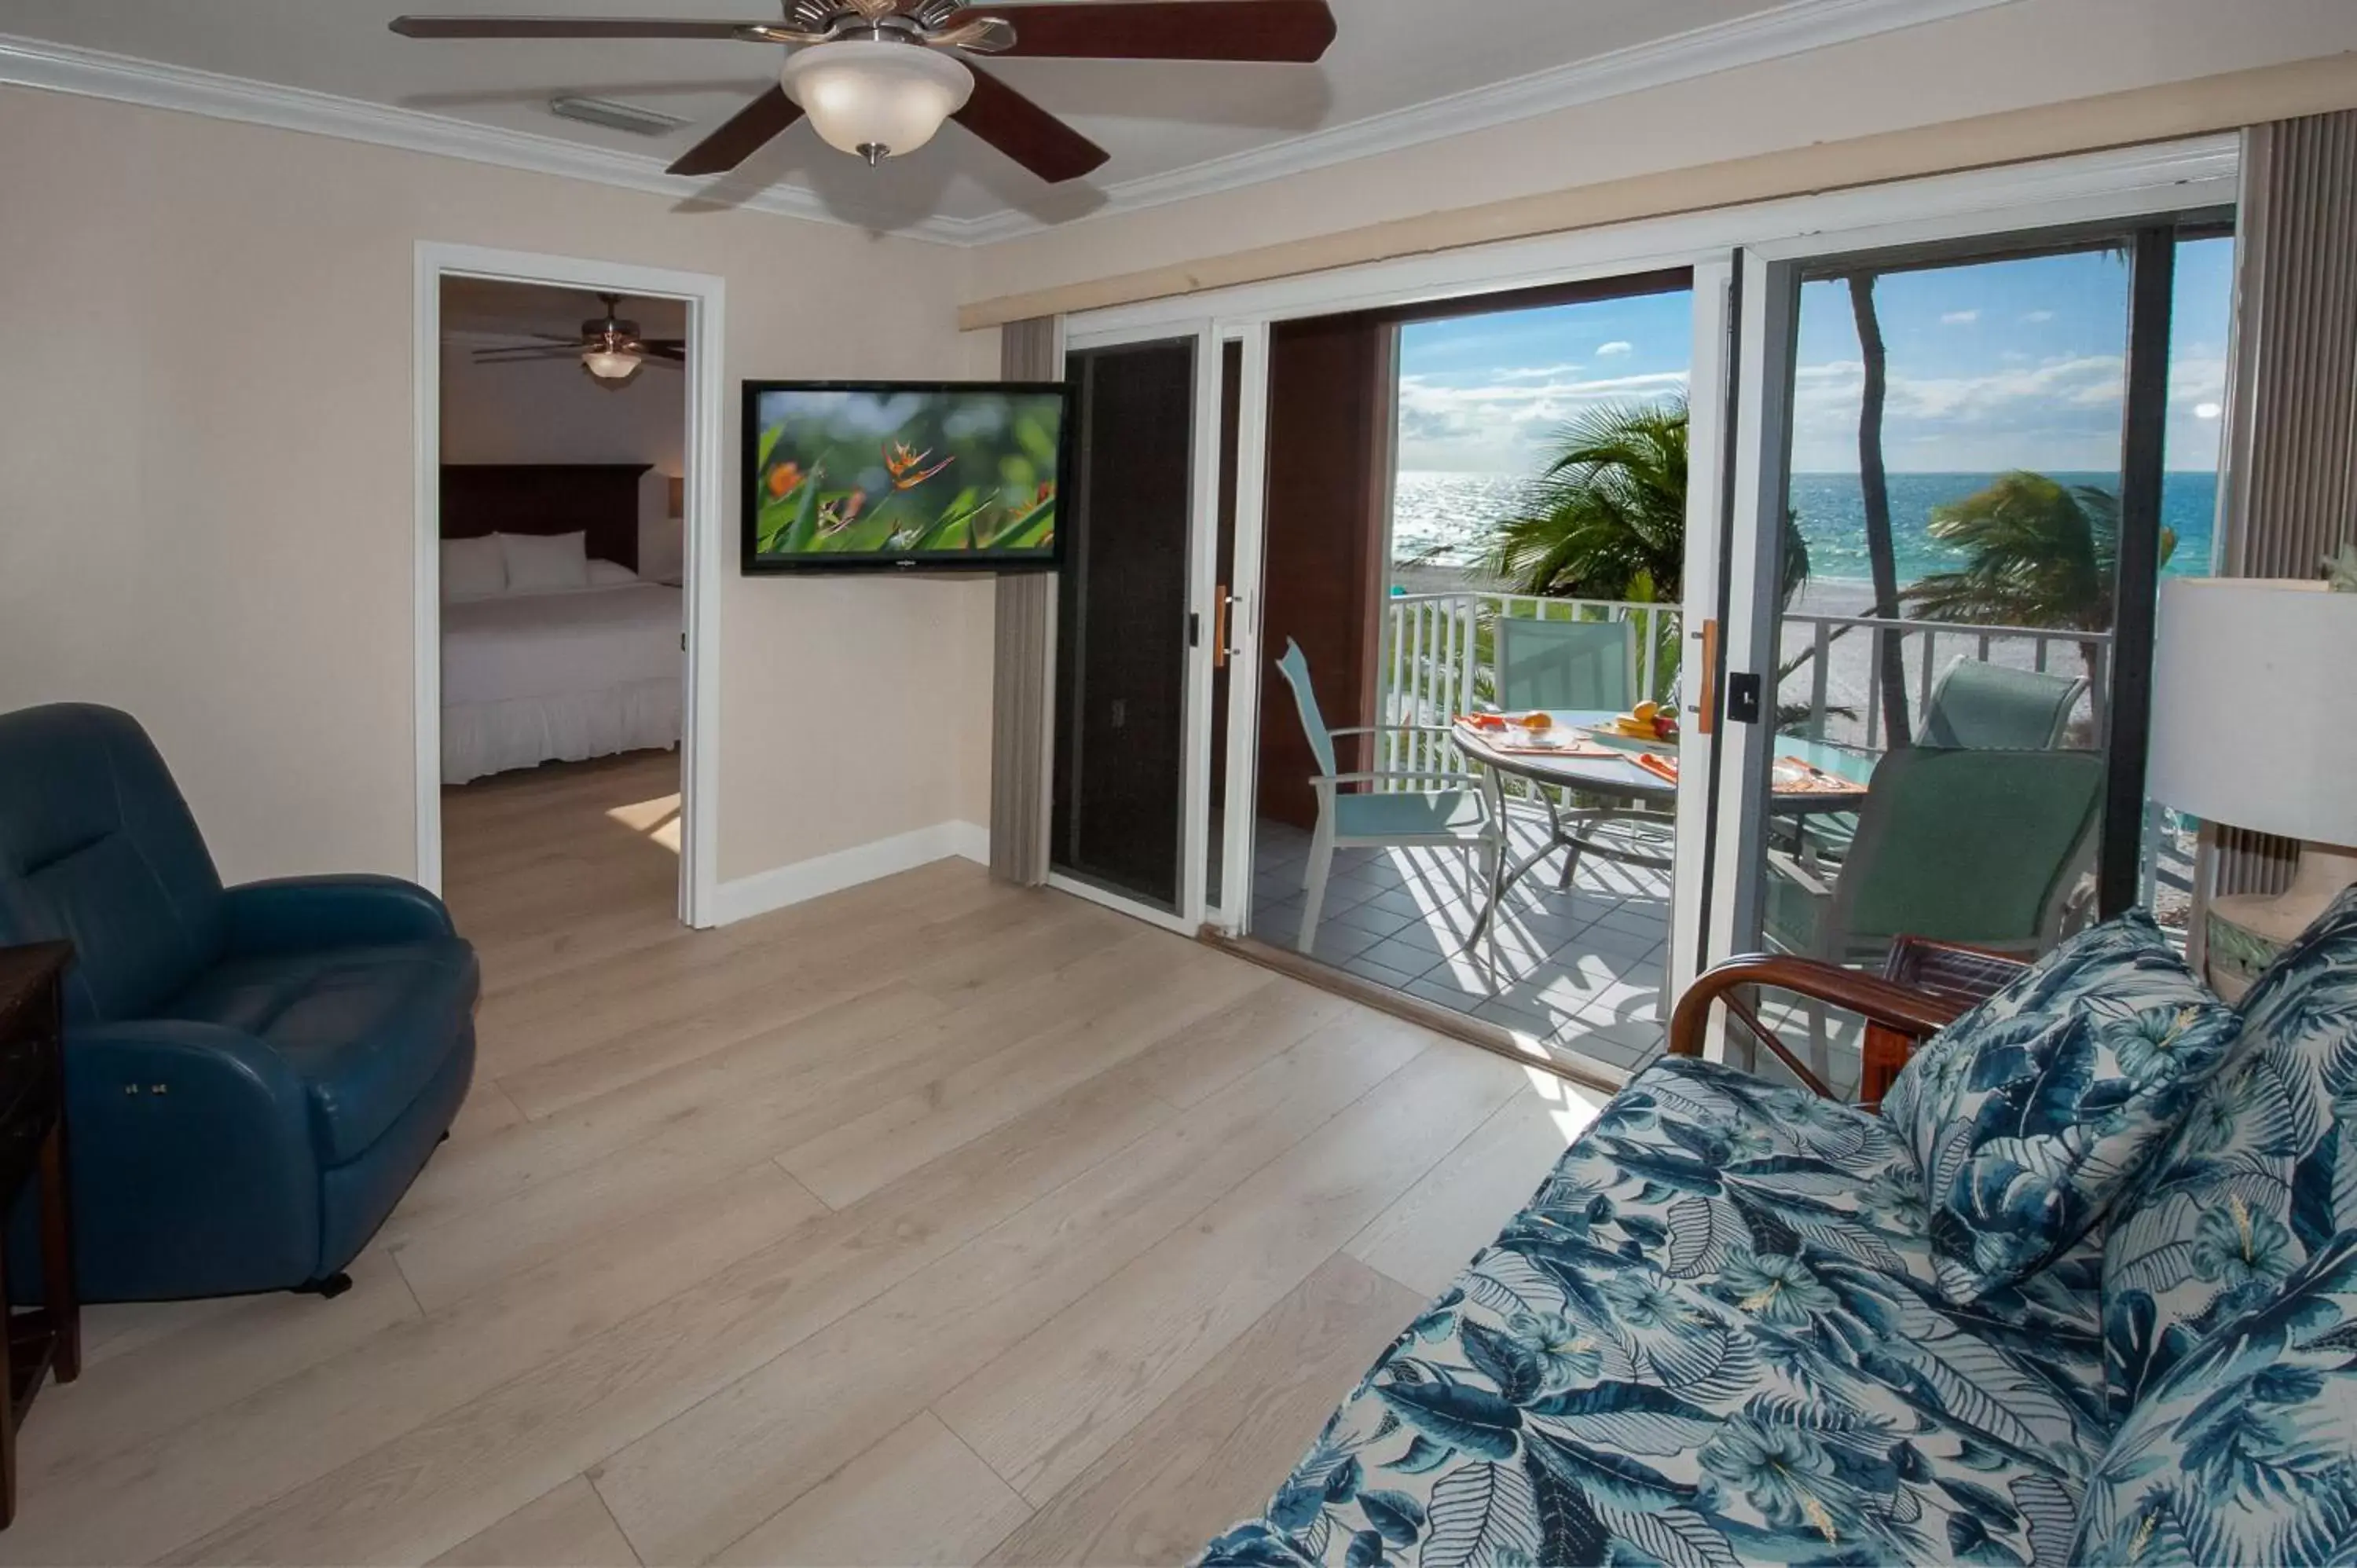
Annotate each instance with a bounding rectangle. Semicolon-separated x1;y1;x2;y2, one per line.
1252;590;2184;1086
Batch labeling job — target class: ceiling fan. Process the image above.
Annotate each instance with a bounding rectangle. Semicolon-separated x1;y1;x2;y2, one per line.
390;0;1338;185
469;293;684;387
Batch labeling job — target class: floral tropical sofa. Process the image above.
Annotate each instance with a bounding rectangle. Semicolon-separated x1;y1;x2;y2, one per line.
1205;890;2357;1568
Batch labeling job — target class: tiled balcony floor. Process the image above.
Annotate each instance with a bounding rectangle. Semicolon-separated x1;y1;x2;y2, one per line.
1247;814;1673;1076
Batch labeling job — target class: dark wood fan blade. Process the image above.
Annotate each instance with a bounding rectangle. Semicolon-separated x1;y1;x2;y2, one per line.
953;64;1108;184
391;16;761;39
472;346;588;361
667;85;806;177
948;1;1336;61
644;340;687;353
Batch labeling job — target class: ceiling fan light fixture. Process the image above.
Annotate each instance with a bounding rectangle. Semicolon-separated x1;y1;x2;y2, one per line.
779;38;973;164
581;347;644;383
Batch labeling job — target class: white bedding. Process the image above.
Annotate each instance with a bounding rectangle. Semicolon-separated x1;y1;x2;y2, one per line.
442;581;682;784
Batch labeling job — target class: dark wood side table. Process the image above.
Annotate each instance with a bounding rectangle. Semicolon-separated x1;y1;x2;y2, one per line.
0;943;80;1529
1859;937;2031;1108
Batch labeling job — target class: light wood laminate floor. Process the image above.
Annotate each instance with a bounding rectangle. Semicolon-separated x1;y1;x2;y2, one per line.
8;752;1601;1566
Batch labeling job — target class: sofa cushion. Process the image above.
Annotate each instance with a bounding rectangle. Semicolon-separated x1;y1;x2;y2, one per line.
1882;910;2241;1306
2101;886;2357;1420
161;939;480;1164
0;705;226;1023
1204;1057;2110;1568
2073;1229;2357;1566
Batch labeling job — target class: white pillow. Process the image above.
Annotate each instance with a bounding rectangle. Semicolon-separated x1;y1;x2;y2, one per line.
441;536;506;601
497;531;591;593
587;559;639;587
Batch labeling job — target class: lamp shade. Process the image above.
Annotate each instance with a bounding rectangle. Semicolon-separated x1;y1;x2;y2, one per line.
2148;577;2357;844
581;348;643;383
780;40;973;161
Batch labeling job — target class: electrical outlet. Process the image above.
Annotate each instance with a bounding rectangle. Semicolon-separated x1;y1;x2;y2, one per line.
1109;698;1127;729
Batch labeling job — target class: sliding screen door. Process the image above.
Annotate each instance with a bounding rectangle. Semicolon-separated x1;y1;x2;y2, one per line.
1051;336;1201;912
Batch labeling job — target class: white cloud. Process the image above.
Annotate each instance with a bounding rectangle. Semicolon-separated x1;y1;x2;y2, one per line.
1940;310;1981;325
1487;363;1585;382
2022;310;2056;324
2195;402;2223;420
1787;353;2133;471
1395;368;1688;471
1596;341;1633;356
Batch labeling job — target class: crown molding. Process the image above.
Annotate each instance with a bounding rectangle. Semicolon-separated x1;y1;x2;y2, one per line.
2;0;2020;251
0;33;977;244
930;0;2026;244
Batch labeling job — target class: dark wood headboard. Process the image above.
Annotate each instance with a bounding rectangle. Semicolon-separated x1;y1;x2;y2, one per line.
440;463;651;573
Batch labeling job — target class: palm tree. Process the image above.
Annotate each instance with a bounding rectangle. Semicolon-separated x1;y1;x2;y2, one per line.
1904;470;2174;683
1479;399;1687;603
1479;397;1811;608
1847;274;1912;749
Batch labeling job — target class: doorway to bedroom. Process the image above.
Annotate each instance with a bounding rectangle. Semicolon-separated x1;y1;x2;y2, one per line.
423;258;715;945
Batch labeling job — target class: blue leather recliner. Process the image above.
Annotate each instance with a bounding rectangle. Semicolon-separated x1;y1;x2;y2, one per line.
0;704;477;1300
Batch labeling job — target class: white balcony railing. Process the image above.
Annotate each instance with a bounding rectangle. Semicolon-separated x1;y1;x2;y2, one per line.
1374;590;2186;910
1376;592;1681;786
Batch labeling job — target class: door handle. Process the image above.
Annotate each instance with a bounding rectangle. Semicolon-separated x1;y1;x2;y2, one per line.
1211;586;1239;669
1692;620;1718;737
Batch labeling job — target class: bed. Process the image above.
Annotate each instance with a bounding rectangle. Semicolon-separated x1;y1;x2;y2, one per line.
439;463;683;786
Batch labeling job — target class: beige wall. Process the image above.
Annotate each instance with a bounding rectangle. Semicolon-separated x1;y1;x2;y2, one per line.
0;86;996;890
960;0;2357;310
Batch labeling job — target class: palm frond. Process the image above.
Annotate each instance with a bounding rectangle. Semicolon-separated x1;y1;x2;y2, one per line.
1479;398;1688;599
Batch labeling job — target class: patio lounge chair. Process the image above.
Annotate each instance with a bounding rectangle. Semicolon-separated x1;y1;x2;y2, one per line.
1273;639;1500;958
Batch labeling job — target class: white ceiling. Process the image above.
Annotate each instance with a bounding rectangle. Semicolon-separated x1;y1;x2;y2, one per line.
441;277;689;340
0;0;2009;238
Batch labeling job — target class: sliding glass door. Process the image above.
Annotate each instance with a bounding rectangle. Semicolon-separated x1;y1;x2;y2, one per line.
1698;215;2233;1092
1050;325;1221;925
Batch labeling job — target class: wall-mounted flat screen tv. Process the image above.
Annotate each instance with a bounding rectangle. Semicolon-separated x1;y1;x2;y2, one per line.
742;380;1071;573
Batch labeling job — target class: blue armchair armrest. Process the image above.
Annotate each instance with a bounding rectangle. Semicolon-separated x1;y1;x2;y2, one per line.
221;874;457;957
58;1019;323;1299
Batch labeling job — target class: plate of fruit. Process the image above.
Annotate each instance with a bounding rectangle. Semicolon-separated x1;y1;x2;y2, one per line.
1585;702;1680;753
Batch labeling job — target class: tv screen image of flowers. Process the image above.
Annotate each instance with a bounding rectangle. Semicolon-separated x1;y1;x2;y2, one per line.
744;383;1067;570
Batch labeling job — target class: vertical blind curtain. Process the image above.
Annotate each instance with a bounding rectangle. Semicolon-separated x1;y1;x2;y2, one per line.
2212;111;2357;899
989;316;1062;885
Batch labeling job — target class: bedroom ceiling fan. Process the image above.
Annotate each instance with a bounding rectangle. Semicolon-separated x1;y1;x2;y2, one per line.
470;294;684;387
390;0;1339;185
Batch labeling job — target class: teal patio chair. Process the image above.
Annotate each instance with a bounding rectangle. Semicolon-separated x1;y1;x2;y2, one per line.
1274;640;1501;961
1490;614;1668;889
1793;658;2091;875
1767;745;2102;1080
1766;746;2104;968
1919;658;2089;749
1494;617;1638;711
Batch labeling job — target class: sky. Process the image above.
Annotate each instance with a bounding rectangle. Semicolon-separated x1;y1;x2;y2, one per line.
1395;236;2234;477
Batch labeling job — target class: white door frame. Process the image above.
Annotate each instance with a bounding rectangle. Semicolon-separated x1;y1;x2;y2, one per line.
1047;317;1221;936
412;242;728;928
1210;321;1274;936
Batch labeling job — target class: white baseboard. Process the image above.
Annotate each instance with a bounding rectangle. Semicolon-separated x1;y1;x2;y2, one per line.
709;819;992;927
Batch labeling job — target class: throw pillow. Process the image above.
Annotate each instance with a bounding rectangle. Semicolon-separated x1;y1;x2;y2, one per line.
2073;1227;2357;1566
440;536;506;600
2101;884;2357;1419
1882;910;2241;1306
495;530;591;593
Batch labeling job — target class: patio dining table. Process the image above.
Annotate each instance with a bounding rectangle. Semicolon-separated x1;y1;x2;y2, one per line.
1453;709;1876;946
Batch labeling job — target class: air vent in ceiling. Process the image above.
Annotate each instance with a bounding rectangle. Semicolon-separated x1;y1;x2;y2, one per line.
548;95;688;137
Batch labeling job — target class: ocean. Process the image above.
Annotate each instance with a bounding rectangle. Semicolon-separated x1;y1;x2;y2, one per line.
1392;469;2221;584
